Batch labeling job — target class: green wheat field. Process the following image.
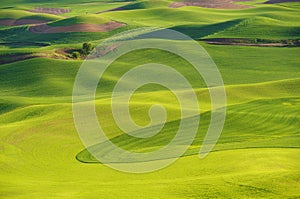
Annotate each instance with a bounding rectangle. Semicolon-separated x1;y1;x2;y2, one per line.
0;0;299;198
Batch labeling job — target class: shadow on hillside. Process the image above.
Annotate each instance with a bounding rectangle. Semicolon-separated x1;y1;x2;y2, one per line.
170;19;243;39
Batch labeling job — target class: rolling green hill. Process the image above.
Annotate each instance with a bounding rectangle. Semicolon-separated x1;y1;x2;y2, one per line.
48;15;110;26
0;9;62;21
0;0;300;198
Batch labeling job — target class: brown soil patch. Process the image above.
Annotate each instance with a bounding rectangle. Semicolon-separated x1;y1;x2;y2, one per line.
29;7;71;15
53;48;84;59
0;44;123;64
264;0;300;3
88;43;122;59
0;49;76;64
0;19;47;26
15;19;47;26
0;53;39;65
169;0;253;9
201;38;299;47
205;41;288;47
29;21;126;33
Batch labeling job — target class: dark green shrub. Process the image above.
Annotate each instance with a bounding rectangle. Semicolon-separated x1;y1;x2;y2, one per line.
71;51;81;59
82;42;93;55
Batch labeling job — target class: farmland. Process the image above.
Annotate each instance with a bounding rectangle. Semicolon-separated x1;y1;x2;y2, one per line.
0;0;299;198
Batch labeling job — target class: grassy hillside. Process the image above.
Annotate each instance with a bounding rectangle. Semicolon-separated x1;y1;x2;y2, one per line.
1;3;299;43
48;15;110;26
0;9;62;21
116;0;170;10
99;4;300;39
78;95;300;162
0;1;133;16
0;24;131;44
1;45;299;97
0;0;300;198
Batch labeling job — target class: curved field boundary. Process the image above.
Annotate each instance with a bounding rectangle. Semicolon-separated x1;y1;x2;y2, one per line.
77;147;300;163
76;94;300;164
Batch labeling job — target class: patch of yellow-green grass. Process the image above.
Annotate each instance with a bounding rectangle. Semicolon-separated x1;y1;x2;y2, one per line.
48;15;110;26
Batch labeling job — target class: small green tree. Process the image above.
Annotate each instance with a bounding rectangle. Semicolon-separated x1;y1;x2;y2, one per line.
82;42;93;55
71;51;80;59
287;40;294;46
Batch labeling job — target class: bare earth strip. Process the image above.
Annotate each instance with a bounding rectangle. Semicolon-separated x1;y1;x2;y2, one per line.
201;38;299;47
205;41;288;47
29;21;126;33
169;0;253;9
0;19;47;26
28;7;71;15
0;54;41;65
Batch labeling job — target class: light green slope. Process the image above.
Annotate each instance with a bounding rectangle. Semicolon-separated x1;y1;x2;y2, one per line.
0;88;299;198
100;4;300;39
77;83;300;162
1;45;299;97
0;9;63;21
0;2;300;198
1;4;299;44
48;15;110;26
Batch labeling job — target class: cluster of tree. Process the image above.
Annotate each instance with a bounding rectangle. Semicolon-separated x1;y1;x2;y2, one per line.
71;42;93;59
